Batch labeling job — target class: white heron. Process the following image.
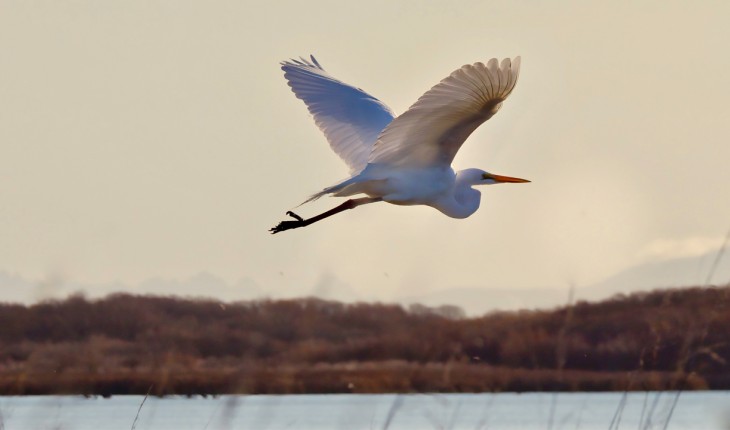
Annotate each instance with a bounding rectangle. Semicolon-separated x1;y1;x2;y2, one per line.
270;55;528;234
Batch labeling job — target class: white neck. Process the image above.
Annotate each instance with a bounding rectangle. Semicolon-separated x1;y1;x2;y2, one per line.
431;172;482;219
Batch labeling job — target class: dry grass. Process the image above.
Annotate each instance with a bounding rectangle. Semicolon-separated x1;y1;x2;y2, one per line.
0;285;728;395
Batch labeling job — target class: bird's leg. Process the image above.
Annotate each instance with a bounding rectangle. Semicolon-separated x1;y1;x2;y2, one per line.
269;197;382;234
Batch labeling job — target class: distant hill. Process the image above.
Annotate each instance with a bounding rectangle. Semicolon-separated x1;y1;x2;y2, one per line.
0;270;263;304
581;251;730;301
399;249;730;315
2;245;727;315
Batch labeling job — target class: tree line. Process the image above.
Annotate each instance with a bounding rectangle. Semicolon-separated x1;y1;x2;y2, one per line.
0;285;727;395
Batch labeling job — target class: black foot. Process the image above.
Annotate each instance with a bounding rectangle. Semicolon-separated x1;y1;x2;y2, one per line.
269;211;308;234
285;211;304;222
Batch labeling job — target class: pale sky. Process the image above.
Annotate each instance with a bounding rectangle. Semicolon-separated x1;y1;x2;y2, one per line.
1;1;729;309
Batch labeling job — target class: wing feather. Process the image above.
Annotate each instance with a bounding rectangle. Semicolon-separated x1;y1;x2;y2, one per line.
368;57;521;168
281;56;395;173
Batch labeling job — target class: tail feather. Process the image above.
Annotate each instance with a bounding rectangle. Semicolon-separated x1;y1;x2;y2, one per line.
300;189;330;205
299;176;360;206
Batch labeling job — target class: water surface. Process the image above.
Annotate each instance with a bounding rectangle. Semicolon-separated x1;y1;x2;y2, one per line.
1;391;728;429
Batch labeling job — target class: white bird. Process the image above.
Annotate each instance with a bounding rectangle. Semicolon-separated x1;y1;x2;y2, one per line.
270;55;529;234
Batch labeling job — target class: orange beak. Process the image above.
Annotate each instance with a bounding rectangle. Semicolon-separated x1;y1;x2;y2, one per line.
484;173;531;183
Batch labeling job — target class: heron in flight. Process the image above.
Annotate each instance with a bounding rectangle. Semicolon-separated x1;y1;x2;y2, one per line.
270;55;528;234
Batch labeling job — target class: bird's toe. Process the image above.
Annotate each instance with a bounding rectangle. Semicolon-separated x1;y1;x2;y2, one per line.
269;219;305;234
285;211;304;222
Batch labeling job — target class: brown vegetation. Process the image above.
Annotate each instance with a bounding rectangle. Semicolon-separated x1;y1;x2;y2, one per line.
0;285;727;395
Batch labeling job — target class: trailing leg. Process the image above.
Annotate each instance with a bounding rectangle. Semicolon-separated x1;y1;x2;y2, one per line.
269;197;382;234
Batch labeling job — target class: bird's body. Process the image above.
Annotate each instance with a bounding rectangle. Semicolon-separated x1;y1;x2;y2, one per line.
270;55;528;234
322;164;456;206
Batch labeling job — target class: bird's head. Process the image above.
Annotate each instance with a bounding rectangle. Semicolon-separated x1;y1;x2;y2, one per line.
459;168;530;186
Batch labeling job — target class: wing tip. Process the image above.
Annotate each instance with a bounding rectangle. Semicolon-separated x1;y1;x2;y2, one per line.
489;55;521;98
280;55;325;71
511;55;521;74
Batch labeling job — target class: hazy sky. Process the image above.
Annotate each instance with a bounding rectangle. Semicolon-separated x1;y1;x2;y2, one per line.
1;1;729;306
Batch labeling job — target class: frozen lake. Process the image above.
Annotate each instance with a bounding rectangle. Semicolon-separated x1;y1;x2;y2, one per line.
1;391;728;429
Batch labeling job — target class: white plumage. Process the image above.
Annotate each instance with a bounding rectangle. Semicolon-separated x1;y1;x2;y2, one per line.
282;57;395;174
369;57;520;168
271;56;528;234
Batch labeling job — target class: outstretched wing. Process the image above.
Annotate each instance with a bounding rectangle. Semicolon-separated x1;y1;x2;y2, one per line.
368;57;521;168
282;56;396;174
